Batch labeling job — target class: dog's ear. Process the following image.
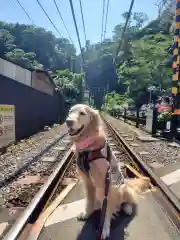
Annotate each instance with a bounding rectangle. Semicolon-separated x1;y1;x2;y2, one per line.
89;108;102;128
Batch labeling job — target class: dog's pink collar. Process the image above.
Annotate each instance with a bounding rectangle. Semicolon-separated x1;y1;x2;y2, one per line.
75;136;96;150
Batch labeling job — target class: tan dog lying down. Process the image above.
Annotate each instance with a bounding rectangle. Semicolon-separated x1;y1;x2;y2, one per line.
66;104;150;239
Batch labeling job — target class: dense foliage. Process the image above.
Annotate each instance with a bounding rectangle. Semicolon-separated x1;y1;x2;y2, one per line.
0;0;176;108
0;22;76;70
103;91;134;111
84;0;175;109
54;69;85;103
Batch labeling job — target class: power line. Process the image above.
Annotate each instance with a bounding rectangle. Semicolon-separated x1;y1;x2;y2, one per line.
113;0;135;63
13;0;35;25
103;0;110;40
36;0;64;38
79;0;87;48
53;0;74;45
101;0;106;42
68;0;85;68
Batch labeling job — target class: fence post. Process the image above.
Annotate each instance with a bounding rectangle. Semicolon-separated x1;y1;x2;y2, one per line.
170;111;177;140
136;107;140;128
124;108;127;123
151;106;158;137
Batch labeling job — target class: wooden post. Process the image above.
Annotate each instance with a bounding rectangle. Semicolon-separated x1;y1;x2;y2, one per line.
136;107;140;128
152;106;158;137
124;108;127;123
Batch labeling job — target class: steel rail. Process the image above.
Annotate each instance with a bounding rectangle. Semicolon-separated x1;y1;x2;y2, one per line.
0;132;68;188
103;115;180;230
4;115;180;239
3;148;74;240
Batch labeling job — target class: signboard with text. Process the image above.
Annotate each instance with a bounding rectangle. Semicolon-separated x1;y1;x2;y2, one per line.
0;105;15;148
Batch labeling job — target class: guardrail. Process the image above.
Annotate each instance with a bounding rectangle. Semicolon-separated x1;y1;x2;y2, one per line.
118;114;146;125
110;109;180;141
111;110;146;128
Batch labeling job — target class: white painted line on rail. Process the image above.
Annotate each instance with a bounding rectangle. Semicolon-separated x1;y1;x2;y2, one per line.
45;199;86;227
0;222;8;236
54;146;66;151
41;157;56;162
160;168;180;186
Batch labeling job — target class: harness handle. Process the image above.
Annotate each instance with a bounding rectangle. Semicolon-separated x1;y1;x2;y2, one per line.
106;142;111;162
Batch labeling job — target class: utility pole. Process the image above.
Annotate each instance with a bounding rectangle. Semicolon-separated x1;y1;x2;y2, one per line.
80;59;87;103
170;0;180;141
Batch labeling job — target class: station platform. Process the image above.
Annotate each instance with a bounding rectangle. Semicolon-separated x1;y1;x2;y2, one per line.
38;181;180;240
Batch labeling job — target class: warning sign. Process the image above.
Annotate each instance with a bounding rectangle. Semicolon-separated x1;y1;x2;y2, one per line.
0;105;15;148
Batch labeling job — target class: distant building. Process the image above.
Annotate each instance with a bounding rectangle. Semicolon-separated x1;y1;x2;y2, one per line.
31;69;56;96
0;57;57;96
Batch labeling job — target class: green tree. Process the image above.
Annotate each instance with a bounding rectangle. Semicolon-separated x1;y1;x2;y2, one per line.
83;7;174;108
104;91;134;111
0;29;15;55
54;69;85;103
5;48;43;69
0;22;76;71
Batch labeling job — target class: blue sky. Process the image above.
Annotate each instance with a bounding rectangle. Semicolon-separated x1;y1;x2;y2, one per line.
1;0;159;52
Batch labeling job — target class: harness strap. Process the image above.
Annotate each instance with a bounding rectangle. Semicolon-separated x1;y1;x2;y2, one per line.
88;150;105;162
97;165;111;239
78;152;89;174
97;144;111;240
78;148;105;175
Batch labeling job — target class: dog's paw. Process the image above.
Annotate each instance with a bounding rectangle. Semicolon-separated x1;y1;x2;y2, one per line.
102;217;110;239
123;203;133;215
77;212;89;221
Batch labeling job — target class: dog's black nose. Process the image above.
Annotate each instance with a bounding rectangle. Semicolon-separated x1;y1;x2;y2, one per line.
66;119;74;127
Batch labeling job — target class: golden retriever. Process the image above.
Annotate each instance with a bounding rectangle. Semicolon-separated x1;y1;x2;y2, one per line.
66;104;150;239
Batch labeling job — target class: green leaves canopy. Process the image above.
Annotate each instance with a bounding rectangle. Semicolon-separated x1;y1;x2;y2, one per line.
54;69;85;103
0;21;76;70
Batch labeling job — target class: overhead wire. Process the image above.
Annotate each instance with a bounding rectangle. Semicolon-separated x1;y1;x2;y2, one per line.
68;0;85;69
113;0;135;63
103;0;110;40
79;0;87;49
52;0;74;45
36;0;64;38
13;0;35;25
101;0;106;42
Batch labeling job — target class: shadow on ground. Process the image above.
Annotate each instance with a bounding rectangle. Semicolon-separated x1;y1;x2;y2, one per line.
76;204;136;240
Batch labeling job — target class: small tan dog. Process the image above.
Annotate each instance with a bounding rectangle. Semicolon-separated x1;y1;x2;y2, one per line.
66;104;150;239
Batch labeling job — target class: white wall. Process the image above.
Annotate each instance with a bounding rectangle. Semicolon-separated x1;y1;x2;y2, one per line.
0;58;31;86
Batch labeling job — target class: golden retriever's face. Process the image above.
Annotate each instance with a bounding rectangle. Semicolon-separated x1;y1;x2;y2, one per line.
66;104;93;137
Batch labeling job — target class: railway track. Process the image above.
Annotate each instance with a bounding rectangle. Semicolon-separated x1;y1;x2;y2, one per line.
2;116;180;240
0;130;74;239
0;132;68;189
2;148;76;240
103;116;180;228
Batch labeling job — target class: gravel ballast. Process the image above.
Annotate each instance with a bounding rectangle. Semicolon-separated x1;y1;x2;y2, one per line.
104;114;180;167
0;124;67;182
0;123;70;206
